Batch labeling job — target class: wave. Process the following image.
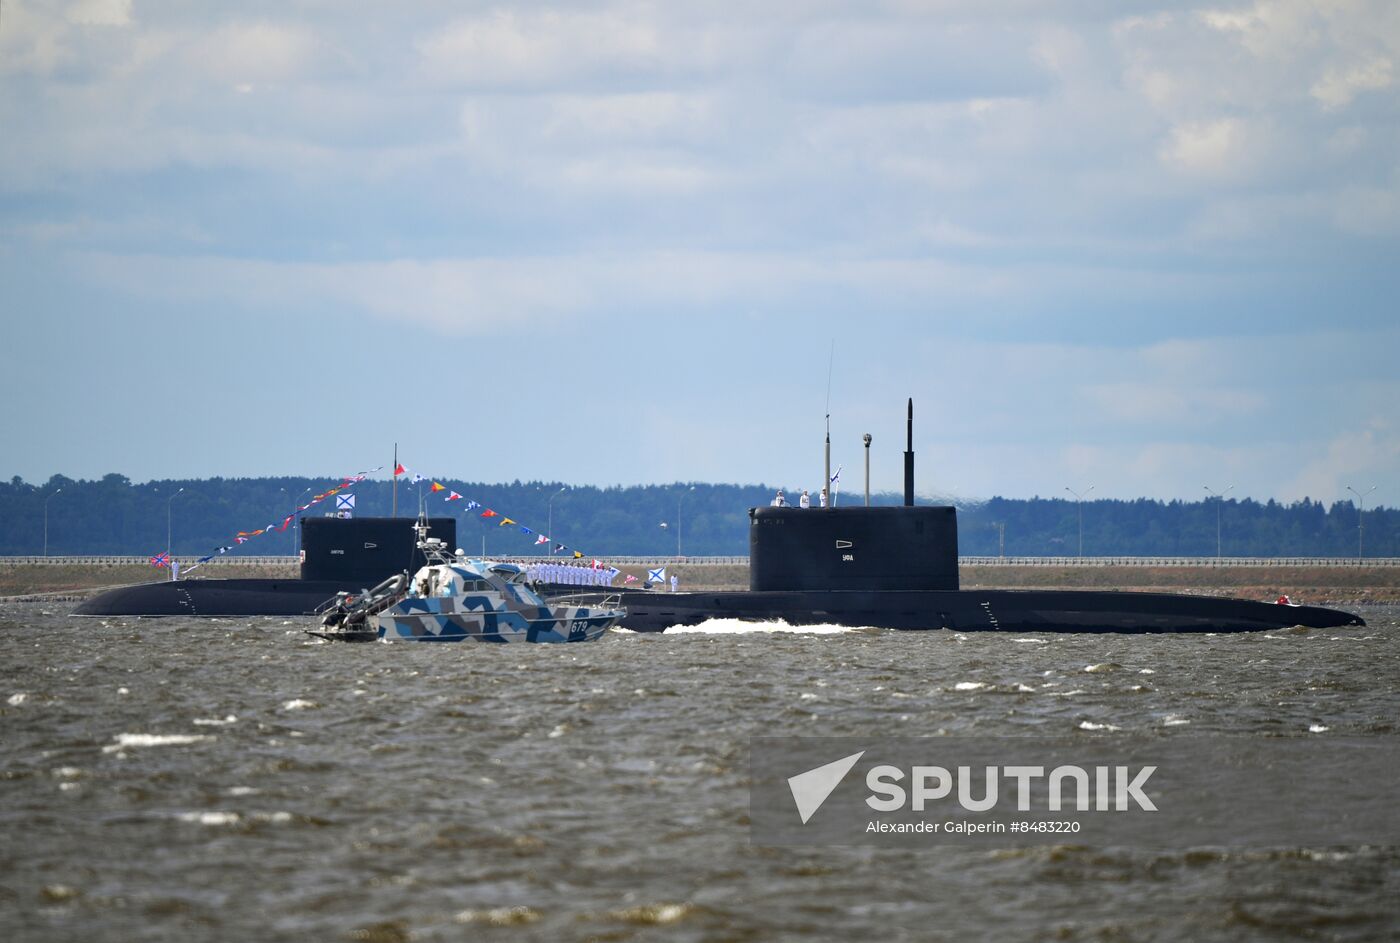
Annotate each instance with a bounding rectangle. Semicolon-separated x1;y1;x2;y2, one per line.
103;733;214;753
664;618;858;635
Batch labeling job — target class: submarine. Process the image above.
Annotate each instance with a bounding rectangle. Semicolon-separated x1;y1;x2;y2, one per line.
601;400;1365;634
72;517;456;617
73;401;1364;633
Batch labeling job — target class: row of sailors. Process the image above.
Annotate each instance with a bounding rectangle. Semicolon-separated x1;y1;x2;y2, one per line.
771;488;827;508
525;561;620;586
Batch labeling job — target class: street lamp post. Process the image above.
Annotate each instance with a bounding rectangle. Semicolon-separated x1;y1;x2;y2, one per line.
1203;484;1233;560
43;487;63;557
1064;485;1093;558
167;487;185;575
547;487;567;555
1346;485;1377;558
677;485;695;558
296;487;312;559
279;487;290;556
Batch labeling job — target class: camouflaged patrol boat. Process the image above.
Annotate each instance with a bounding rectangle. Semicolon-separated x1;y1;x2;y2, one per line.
310;522;624;643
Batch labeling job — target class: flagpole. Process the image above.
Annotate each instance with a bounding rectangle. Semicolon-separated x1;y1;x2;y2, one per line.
392;443;398;517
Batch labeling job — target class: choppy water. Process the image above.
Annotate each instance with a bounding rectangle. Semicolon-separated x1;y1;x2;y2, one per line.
2;606;1398;942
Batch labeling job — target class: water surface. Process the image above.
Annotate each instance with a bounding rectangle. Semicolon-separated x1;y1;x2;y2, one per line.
3;607;1397;941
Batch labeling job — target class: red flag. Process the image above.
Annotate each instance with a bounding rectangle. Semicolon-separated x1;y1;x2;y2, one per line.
480;509;498;518
394;464;406;476
446;491;463;502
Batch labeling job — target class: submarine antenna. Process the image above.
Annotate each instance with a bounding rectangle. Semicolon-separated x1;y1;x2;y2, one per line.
392;442;398;517
824;340;834;508
904;399;914;507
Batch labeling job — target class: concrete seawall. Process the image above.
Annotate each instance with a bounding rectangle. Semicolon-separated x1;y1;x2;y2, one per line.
3;557;1399;605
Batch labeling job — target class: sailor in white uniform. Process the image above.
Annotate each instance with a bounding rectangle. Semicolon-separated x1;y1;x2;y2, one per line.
799;489;810;508
819;488;828;508
772;490;787;507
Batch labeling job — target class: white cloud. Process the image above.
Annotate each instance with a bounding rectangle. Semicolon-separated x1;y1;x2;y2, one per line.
1311;56;1395;109
417;8;664;89
1281;419;1400;504
2;3;1398;494
1160;118;1249;177
1082;383;1266;424
186;21;324;87
453;91;729;194
66;0;130;27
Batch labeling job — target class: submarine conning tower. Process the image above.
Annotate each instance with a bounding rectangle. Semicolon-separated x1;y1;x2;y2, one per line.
748;398;960;592
300;516;457;582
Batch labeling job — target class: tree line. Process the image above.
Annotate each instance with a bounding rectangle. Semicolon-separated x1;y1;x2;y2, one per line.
3;474;1395;559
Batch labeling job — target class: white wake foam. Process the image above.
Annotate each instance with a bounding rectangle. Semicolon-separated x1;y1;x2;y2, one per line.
664;618;857;635
103;733;214;753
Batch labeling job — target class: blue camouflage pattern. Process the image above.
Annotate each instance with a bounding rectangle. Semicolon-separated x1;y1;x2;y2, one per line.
374;559;622;643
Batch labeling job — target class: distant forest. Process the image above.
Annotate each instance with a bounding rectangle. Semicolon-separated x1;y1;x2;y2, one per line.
3;474;1396;559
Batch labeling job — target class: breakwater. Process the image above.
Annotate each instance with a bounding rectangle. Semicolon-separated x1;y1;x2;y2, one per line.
4;559;1400;604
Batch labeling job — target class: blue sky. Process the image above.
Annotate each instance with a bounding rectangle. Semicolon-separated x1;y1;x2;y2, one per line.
2;0;1397;505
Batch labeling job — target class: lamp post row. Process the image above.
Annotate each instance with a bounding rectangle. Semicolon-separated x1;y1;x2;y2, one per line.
166;487;185;571
1064;485;1093;558
26;477;1394;560
43;487;62;557
676;485;695;559
547;487;567;556
1204;484;1233;560
1347;485;1377;559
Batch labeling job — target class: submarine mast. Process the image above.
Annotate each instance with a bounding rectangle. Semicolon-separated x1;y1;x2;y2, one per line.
904;398;914;506
824;341;834;508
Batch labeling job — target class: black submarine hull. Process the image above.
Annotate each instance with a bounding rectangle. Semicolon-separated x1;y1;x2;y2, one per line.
72;578;353;617
607;587;1364;634
669;449;1366;634
71;516;457;618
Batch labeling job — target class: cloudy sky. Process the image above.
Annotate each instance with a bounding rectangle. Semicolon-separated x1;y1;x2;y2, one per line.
2;0;1397;504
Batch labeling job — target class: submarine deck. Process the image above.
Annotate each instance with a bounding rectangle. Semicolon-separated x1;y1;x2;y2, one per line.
595;587;1363;634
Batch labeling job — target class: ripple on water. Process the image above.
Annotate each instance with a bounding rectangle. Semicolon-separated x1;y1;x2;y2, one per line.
2;609;1395;940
